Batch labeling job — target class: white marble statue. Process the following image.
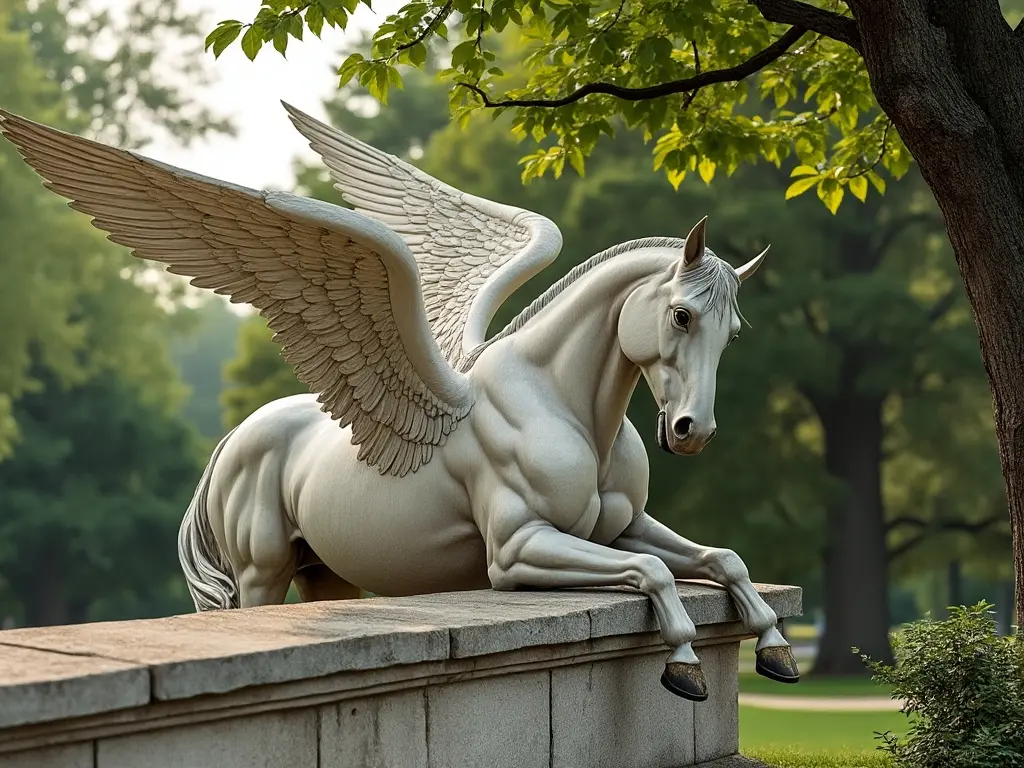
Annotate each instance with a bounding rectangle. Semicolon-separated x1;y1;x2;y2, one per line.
0;105;798;701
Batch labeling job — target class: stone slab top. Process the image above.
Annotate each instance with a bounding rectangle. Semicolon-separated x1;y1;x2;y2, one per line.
0;582;800;730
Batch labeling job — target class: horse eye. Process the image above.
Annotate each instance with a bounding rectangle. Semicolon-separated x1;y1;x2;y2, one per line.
672;308;690;330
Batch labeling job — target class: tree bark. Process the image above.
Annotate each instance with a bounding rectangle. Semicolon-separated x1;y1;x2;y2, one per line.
850;0;1024;628
814;391;893;674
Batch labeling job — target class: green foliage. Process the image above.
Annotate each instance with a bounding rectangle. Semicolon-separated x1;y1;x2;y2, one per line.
0;370;202;625
862;603;1024;768
213;0;915;212
0;0;230;624
12;0;232;148
221;316;308;429
171;299;244;440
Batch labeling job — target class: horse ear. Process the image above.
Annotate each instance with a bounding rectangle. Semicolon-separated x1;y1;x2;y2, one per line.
682;216;707;269
736;245;770;283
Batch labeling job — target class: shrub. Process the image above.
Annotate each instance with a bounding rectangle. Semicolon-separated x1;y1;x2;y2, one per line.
861;602;1024;768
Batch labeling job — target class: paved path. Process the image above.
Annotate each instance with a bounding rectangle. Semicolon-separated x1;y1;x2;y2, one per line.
738;693;904;711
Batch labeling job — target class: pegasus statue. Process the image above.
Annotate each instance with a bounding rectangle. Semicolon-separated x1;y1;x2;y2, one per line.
0;103;799;702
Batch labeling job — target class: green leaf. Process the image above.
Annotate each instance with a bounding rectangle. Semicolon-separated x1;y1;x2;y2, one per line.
305;4;324;37
698;157;716;185
866;170;887;196
849;175;869;203
288;14;304;39
337;52;365;88
206;21;243;58
817;179;844;214
408;42;427;67
790;165;819;178
451;40;477;69
785;176;818;200
241;25;264;61
273;26;289;55
567;145;585;177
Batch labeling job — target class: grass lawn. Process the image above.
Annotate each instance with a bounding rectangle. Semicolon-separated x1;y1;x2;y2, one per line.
739;671;894;698
747;746;894;767
740;706;906;753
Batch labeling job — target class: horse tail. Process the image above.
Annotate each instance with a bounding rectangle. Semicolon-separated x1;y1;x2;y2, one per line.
178;428;239;612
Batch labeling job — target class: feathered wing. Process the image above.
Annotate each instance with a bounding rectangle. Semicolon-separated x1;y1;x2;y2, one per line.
282;102;564;371
0;111;473;477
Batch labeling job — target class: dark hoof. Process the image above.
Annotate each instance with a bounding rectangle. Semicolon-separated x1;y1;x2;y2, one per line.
660;662;708;702
755;645;800;684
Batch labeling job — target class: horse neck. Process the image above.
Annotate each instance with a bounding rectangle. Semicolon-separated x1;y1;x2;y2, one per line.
516;252;670;459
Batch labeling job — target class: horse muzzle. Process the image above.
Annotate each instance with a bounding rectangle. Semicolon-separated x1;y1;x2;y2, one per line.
656;411;674;454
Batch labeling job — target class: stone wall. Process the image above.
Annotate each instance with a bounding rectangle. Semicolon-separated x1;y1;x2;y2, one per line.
0;583;800;768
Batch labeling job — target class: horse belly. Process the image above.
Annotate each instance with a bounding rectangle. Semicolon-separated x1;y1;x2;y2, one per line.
292;429;490;597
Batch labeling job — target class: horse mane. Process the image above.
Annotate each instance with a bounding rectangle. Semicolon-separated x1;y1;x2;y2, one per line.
458;235;742;372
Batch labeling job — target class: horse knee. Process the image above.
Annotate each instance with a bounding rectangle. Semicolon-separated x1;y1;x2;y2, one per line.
635;554;676;595
700;547;749;585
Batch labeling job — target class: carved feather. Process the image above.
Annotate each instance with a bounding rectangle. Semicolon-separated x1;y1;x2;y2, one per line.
282;102;565;370
0;111;474;477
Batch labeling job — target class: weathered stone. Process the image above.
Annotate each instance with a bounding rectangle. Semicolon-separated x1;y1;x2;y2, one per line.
0;603;449;701
0;744;92;768
551;652;695;768
0;644;147;728
426;672;550;768
694;643;740;762
318;691;427;768
96;710;317;768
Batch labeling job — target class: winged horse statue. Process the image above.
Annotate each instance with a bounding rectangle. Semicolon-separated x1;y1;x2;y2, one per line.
0;104;799;701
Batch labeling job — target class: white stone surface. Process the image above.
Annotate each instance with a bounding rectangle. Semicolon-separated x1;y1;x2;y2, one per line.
97;711;317;768
551;652;695;768
319;691;428;768
694;643;740;762
426;672;550;768
0;745;92;768
0;584;802;768
0;644;148;729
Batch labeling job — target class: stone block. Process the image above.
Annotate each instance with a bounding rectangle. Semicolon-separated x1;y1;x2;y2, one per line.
319;690;427;768
426;671;549;768
0;644;148;728
97;710;316;768
0;744;93;768
551;652;694;768
694;643;739;763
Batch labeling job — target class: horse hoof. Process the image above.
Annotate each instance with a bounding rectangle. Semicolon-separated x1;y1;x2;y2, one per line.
660;662;708;702
755;645;800;684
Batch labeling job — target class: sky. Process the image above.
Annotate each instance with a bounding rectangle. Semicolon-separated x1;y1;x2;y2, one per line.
133;0;394;190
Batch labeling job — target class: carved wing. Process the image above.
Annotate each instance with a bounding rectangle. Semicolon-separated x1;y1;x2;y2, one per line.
0;111;474;477
283;102;564;371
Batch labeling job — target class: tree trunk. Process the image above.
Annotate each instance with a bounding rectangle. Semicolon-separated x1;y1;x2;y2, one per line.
814;393;893;675
851;0;1024;628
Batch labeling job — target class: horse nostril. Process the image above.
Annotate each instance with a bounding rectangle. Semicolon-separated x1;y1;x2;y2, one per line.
673;417;693;439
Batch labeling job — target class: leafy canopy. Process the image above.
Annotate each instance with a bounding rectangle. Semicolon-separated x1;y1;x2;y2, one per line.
208;0;912;213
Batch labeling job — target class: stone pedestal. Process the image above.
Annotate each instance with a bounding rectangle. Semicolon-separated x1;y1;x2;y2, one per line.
0;583;800;767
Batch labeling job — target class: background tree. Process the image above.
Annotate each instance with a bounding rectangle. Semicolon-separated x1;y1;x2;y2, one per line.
221;65;1008;672
0;0;227;625
212;0;1024;626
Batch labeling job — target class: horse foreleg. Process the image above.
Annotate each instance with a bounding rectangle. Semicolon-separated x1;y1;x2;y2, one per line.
488;519;709;701
611;512;799;684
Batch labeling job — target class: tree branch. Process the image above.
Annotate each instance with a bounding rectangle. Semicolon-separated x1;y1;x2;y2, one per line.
927;288;959;325
459;27;807;109
888;514;1005;560
872;211;942;255
749;0;862;53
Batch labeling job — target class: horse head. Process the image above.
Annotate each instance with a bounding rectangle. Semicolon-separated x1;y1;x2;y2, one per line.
617;217;767;456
